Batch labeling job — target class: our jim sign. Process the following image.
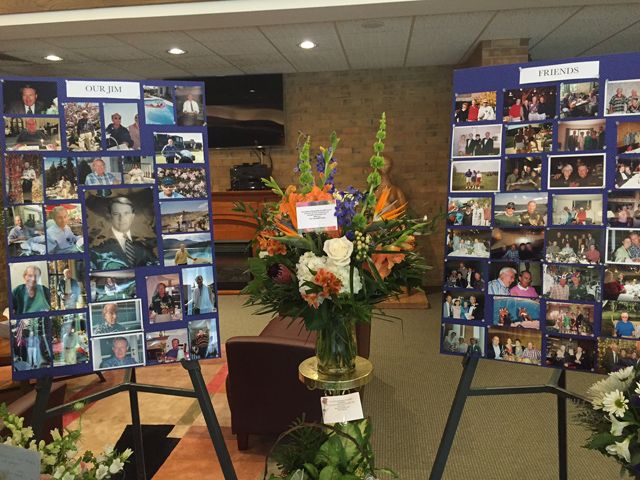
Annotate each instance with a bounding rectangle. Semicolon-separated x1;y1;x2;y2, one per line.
65;80;141;99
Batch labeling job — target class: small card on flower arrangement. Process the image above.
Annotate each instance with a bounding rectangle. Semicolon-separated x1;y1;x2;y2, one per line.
321;392;364;424
0;443;40;480
296;200;338;233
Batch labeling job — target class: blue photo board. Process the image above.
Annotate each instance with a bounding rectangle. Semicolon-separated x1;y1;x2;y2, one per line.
444;52;640;374
2;77;221;379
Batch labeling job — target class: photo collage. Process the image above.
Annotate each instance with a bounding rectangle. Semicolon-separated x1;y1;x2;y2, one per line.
446;71;640;373
3;78;219;379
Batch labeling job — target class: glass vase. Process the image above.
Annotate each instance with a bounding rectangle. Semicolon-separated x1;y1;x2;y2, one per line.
315;315;357;376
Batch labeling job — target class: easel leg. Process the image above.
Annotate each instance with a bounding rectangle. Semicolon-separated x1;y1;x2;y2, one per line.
128;368;147;480
32;376;53;441
557;370;568;480
182;360;237;480
429;354;480;480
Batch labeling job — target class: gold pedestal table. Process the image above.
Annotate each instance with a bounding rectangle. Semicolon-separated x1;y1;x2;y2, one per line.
298;356;373;395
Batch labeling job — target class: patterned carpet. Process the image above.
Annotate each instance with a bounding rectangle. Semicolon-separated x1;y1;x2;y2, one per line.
63;294;628;479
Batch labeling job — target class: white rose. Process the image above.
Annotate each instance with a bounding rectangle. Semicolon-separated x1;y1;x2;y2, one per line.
323;236;354;267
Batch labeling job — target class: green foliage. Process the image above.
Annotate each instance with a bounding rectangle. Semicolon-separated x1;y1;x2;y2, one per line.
298;136;314;194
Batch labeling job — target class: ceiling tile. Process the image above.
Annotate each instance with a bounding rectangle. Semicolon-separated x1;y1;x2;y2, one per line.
66;46;152;62
531;4;640;60
45;35;129;49
260;22;349;72
406;12;495;66
480;7;579;46
117;31;214;57
222;52;295;74
337;17;412;69
164;54;243;76
115;58;192;79
1;48;90;64
582;19;640;56
188;27;277;55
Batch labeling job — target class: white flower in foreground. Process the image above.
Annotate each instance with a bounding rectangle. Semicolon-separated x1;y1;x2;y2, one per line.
122;448;133;460
109;458;125;474
635;381;640;395
588;378;615;408
323;236;354;267
103;444;114;455
95;464;109;480
602;390;629;418
609;414;632;436
606;436;631;463
610;366;635;382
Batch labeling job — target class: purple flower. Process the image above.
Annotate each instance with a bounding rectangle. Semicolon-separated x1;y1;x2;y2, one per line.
335;186;363;228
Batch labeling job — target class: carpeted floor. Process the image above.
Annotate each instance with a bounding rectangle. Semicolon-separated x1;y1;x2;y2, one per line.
65;294;627;479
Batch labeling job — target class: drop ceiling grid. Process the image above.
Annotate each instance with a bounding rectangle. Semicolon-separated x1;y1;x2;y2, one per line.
0;47;91;65
44;34;132;49
260;22;349;72
530;4;640;59
405;11;495;66
337;17;413;69
582;19;640;56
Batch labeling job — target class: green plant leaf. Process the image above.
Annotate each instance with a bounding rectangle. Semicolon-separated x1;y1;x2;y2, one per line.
318;465;341;480
304;463;320;478
587;432;617;450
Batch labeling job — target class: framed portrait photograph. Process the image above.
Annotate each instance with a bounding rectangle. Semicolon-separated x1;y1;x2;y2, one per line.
89;298;143;337
442;291;484;321
145;328;190;364
92;332;145;371
548;153;605;189
546;335;596;371
605;79;640;116
486;326;542;365
3;80;58;115
187;318;220;359
5;205;46;258
175;85;205;126
557;119;605;152
89;270;137;303
47;259;86;310
162;233;213;267
10;261;51;316
446;229;490;259
453;91;497;123
44;157;78;201
143;85;176;125
449;159;500;192
504;122;553;154
551;194;603;226
503;156;542;192
10;317;52;371
160;199;211;234
604;265;640;301
146;273;182;324
181;266;217;316
51;313;90;367
62;102;101;152
443;259;486;291
85;187;159;271
490;228;544;261
5;154;43;204
154;132;205;163
543;264;602;302
441;322;485;355
4;117;61;151
546;228;604;264
102;103;140;150
546;302;595;337
487;262;541;297
559;81;599;119
502;86;557;123
602;301;640;339
447;196;492;227
493;192;547;227
451;124;501;158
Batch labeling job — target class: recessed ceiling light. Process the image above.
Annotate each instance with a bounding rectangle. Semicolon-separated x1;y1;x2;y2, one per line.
299;40;316;50
44;54;63;62
362;20;385;29
167;48;186;55
249;89;256;93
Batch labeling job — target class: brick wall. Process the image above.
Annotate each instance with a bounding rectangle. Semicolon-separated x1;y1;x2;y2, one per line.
210;66;454;286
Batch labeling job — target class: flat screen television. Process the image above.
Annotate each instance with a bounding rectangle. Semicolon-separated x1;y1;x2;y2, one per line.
192;74;285;149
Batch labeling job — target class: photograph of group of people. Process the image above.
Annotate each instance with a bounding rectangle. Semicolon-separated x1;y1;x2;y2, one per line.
543;264;602;302
446;229;490;258
546;302;594;336
545;336;595;370
444;260;485;290
442;291;484;321
548;154;605;189
597;338;640;374
559;81;599;119
551;194;603;225
492;296;540;329
614;158;640;189
605;80;640;116
504;123;553;154
451;125;502;157
453;91;497;123
446;197;491;226
490;228;545;261
493;193;546;227
441;323;485;355
557;119;605;152
616;121;640;154
2;78;219;378
503;157;542;191
604;266;640;301
502;87;557;123
449;160;500;192
545;228;604;264
487;262;541;297
606;229;640;264
486;326;543;365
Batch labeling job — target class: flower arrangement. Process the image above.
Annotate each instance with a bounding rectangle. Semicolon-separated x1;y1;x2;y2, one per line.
238;113;438;374
578;366;640;477
0;403;132;479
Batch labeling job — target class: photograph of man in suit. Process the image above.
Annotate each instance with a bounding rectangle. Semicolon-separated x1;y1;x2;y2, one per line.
99;336;138;369
6;84;46;115
90;195;158;270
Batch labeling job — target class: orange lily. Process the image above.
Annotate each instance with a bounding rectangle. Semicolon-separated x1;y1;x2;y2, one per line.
371;245;405;279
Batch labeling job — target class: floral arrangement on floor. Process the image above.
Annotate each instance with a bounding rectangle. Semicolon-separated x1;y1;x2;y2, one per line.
237;113;438;374
0;402;132;480
265;418;396;479
578;365;640;478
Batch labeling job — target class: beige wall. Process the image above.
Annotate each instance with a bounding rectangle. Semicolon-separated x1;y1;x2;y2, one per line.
210;66;454;286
